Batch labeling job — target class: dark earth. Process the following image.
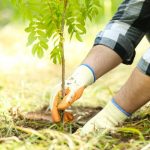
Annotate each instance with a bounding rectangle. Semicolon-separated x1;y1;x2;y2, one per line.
10;105;102;133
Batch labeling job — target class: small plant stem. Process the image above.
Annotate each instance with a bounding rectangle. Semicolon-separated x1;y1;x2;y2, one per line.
60;0;68;98
59;0;68;122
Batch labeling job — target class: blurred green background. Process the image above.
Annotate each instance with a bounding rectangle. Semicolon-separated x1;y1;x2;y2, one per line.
0;0;123;27
0;0;20;27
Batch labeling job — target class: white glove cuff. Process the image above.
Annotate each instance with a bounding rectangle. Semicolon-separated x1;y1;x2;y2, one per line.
80;99;131;135
99;99;131;128
69;64;96;87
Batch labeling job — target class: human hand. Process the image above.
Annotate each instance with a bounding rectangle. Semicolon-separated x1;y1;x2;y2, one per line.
80;99;129;135
50;64;95;122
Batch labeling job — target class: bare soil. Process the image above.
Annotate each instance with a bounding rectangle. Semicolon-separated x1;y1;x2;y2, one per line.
10;105;103;133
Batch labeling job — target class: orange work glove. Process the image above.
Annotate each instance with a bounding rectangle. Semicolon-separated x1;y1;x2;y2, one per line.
50;64;96;122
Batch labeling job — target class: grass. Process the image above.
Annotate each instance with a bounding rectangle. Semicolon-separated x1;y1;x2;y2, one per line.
0;24;149;150
0;110;149;150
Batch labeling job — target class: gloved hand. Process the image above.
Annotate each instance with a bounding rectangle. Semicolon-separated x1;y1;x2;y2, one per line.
80;99;130;135
50;64;95;122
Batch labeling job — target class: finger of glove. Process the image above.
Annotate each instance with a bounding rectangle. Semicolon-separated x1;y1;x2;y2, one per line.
49;84;61;110
51;92;61;122
63;112;74;122
58;86;84;110
51;88;70;122
80;117;97;136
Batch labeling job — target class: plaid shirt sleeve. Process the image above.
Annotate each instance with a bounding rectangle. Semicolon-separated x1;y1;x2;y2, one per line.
94;0;150;64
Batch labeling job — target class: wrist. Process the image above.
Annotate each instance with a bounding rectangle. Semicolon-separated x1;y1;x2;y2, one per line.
102;99;131;127
69;64;96;87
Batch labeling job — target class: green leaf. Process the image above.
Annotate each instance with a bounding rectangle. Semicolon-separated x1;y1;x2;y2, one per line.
25;26;35;32
40;41;48;50
69;31;74;41
68;25;73;34
87;13;93;21
27;31;37;46
50;45;62;64
37;46;44;58
38;36;48;43
77;17;85;26
37;30;46;37
76;32;83;42
32;43;38;55
37;23;46;29
76;24;86;34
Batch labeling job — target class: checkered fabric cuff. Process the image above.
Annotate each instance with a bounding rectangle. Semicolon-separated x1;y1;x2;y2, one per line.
94;21;144;65
137;48;150;76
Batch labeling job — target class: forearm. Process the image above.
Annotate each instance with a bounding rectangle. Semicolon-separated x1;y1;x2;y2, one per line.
114;67;150;113
82;45;122;79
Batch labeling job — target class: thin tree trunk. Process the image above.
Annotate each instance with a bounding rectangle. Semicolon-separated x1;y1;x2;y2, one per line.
60;0;68;98
59;0;68;121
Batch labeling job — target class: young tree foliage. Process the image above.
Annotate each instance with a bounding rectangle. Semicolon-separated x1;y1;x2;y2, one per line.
12;0;100;61
12;0;101;97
